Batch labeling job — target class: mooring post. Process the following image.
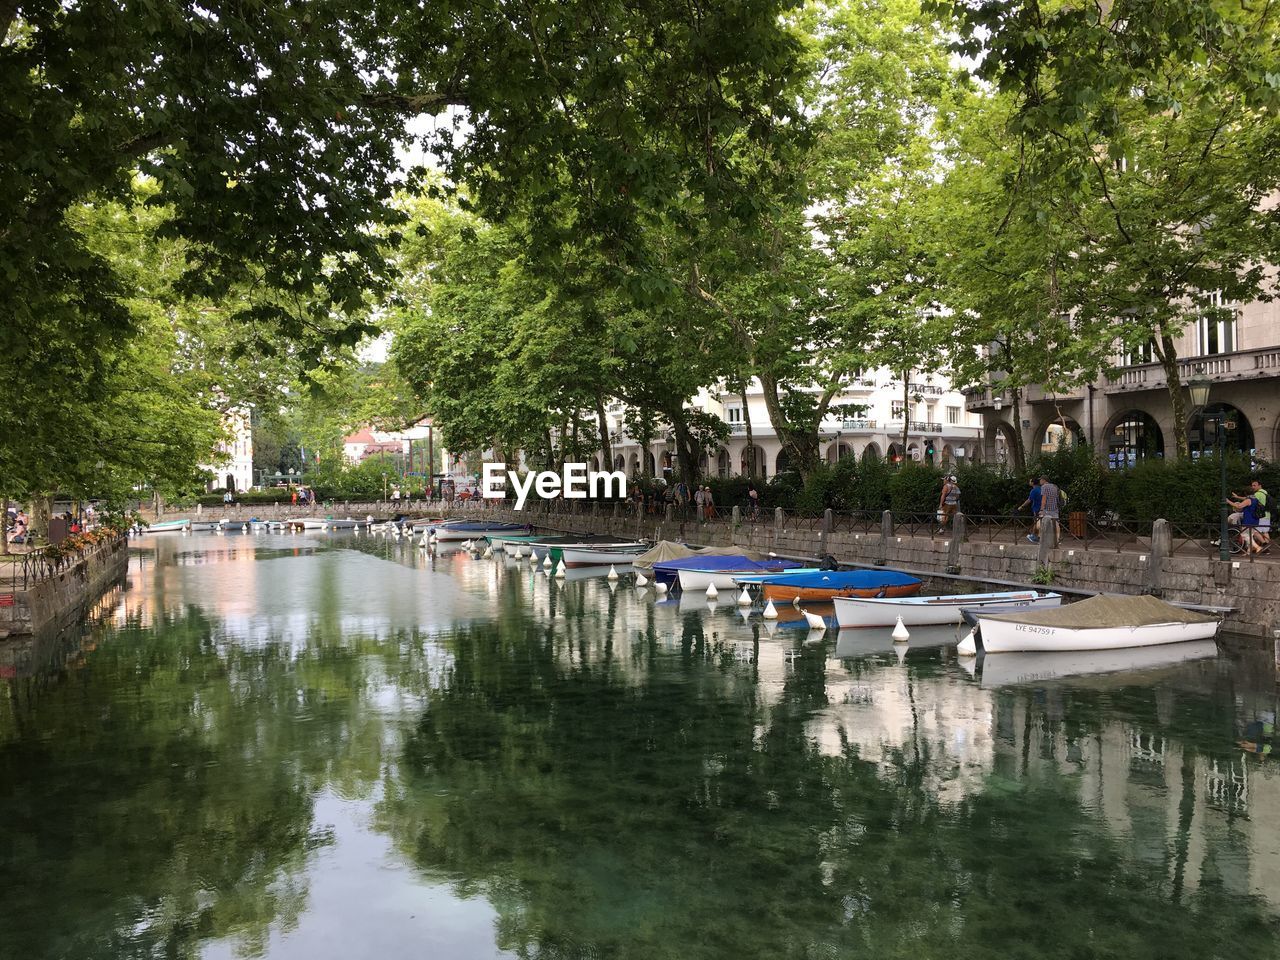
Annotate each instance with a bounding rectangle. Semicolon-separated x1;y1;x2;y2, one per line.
1147;518;1171;595
947;512;965;573
878;510;892;566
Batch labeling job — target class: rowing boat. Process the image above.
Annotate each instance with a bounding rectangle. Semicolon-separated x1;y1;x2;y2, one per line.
834;590;1061;628
972;594;1221;654
560;543;649;568
760;570;922;604
431;521;528;542
146;519;191;533
662;556;808;592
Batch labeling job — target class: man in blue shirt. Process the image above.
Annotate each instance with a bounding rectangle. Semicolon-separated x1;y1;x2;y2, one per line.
1227;480;1269;553
1020;478;1043;543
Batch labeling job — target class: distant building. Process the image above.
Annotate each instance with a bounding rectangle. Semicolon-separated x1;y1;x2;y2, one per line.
201;408;253;493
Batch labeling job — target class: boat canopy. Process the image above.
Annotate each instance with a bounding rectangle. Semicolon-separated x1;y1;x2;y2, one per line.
654;555;805;573
633;541;768;570
981;594;1216;628
763;570;920;590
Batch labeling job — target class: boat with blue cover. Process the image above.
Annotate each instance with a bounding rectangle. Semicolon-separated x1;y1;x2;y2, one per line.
760;570;922;604
652;555;808;591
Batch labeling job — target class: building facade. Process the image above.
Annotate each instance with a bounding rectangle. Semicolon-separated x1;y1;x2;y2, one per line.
599;371;985;480
965;293;1280;466
201;408;254;493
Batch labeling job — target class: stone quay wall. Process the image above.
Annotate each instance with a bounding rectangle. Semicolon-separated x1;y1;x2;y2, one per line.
443;504;1280;640
0;535;130;640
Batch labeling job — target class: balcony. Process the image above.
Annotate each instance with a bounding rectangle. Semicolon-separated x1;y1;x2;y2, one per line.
886;419;944;434
837;418;877;431
908;382;947;397
1102;345;1280;394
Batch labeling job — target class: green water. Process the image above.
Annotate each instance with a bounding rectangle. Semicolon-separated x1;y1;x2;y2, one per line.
1;534;1278;960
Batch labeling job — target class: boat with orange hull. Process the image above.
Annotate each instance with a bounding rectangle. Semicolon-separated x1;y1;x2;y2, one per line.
760;570;922;604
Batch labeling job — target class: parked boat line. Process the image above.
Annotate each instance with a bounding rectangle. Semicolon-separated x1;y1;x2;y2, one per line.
760;570;922;604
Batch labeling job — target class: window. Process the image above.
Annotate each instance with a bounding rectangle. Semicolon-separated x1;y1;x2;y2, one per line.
726;406;742;423
890;401;905;420
1121;338;1155;366
1197;291;1236;356
947;406;961;425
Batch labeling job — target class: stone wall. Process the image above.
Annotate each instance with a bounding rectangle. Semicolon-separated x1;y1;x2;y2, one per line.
0;536;129;640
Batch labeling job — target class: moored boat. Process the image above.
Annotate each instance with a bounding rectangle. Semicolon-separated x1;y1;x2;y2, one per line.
973;594;1221;654
146;519;191;533
431;521;528;542
978;639;1219;687
834;589;1061;628
661;556;807;592
761;570;922;604
560;543;649;568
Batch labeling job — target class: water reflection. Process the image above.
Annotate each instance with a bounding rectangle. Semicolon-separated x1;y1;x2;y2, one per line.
0;533;1275;959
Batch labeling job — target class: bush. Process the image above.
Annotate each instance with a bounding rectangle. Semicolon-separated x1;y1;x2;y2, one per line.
1102;453;1271;524
887;462;945;516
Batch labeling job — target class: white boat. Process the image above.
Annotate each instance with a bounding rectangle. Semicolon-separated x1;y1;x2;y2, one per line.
834;590;1062;628
189;519;230;532
979;639;1219;688
974;594;1221;654
432;522;527;542
286;517;360;531
560;543;648;568
146;519;191;533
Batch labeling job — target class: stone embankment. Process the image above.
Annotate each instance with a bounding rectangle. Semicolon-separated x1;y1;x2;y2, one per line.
0;535;130;640
444;504;1280;641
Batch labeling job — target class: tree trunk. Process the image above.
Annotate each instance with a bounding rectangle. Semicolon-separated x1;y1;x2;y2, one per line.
32;494;52;541
595;393;613;471
671;417;700;488
757;372;823;481
740;387;755;479
1156;329;1190;459
569;413;580;467
1011;389;1027;470
638;414;654;482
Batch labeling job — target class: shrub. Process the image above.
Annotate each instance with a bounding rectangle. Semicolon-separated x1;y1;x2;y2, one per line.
888;462;944;516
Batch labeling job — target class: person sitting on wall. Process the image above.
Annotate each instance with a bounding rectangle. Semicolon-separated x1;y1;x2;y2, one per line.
1227;480;1268;553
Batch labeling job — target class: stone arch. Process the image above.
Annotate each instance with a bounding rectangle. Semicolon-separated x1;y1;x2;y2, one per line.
940;443;954;465
990;419;1021;466
1034;416;1086;455
860;441;882;462
1188;403;1255;458
613;453;625;472
906;442;921;462
225;473;236;492
825;441;854;463
717;448;731;478
698;450;709;475
741;444;766;478
627;452;639;475
886;442;903;464
776;448;794;475
1104;409;1165;469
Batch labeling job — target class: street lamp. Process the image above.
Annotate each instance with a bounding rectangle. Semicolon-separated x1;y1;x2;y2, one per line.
1188;369;1228;561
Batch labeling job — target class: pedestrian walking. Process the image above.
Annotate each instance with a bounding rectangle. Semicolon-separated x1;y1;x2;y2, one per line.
1038;475;1063;544
694;486;706;522
1020;478;1043;543
937;474;960;534
704;486;717;520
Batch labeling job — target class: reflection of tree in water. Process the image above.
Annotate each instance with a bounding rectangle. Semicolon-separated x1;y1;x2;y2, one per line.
378;619;1280;960
0;606;430;960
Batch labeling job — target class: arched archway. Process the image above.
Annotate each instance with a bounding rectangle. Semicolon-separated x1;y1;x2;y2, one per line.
740;444;766;478
860;442;882;462
990;419;1021;466
717;448;731;478
646;451;656;475
1035;417;1086;454
590;456;599;472
698;450;709;476
886;442;903;465
627;452;639;475
907;442;921;462
1105;410;1164;469
775;448;795;475
613;454;625;472
225;473;236;492
940;443;954;465
825;441;853;463
660;450;673;477
1188;403;1255;458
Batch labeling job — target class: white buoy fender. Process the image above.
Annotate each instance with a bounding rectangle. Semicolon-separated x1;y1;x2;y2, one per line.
705;582;719;599
804;610;826;630
763;599;778;620
956;630;978;658
542;555;552;569
891;616;910;643
555;564;565;579
737;588;752;607
654;582;668;595
607;564;619;581
635;573;649;587
483;547;494;559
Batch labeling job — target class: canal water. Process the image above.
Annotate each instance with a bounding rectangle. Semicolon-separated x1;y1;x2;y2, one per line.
1;533;1277;960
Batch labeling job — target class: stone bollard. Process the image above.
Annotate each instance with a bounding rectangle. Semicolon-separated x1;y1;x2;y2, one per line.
666;503;675;523
1147;518;1171;595
947;512;965;573
774;507;784;550
732;505;740;527
878;510;892;566
1037;516;1057;567
822;508;833;552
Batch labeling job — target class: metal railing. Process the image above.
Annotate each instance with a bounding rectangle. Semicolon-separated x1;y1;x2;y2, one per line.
0;533;127;592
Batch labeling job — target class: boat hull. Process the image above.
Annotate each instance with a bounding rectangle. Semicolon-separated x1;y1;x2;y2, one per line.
147;520;191;533
979;639;1220;686
561;545;647;568
677;569;776;592
976;616;1220;654
433;523;526;541
835;591;1061;628
767;581;921;604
